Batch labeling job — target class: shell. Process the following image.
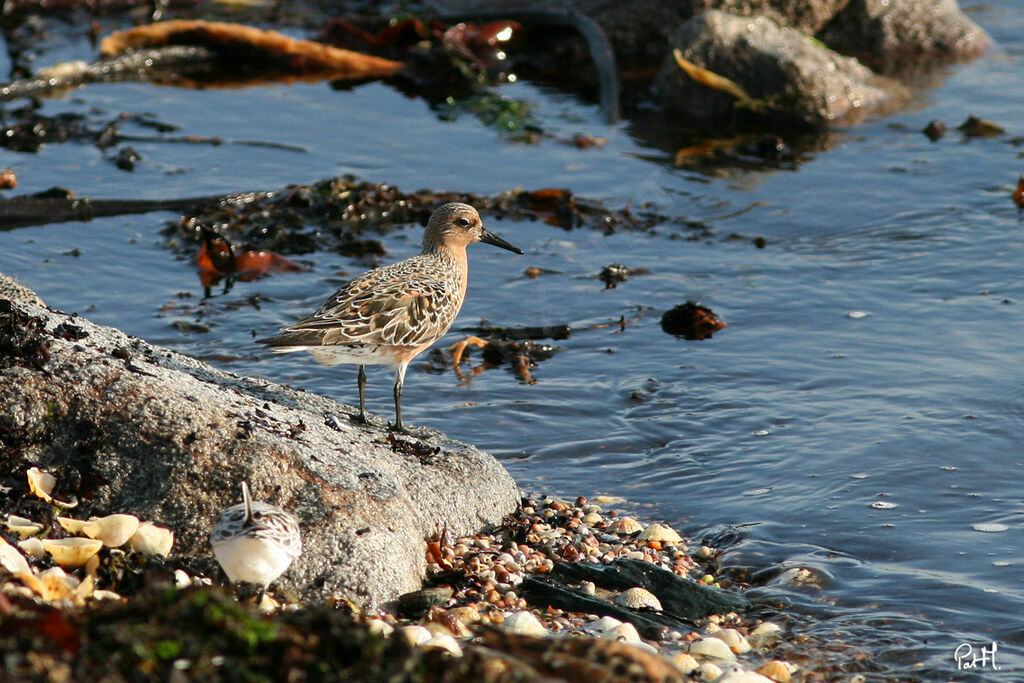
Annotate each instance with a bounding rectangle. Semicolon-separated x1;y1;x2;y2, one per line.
57;516;89;534
614;586;662;611
582;512;603;526
697;662;723;680
27;467;56;503
42;537;103;568
17;537;47;559
128;521;174;556
590;615;623;633
712;627;751;653
757;660;792;683
688;636;737;661
748;621;783;646
501;610;547;636
84;514;140;548
607;517;643;535
0;539;32;575
637;523;683;544
6;514;44;538
367;620;395;638
423;634;462;657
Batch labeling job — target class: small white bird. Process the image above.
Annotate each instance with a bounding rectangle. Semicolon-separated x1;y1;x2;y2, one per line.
210;481;301;598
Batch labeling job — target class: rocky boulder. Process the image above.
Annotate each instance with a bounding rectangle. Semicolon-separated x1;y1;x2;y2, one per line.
0;298;520;608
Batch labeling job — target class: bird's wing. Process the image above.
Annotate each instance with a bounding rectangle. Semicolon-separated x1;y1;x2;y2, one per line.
268;260;461;348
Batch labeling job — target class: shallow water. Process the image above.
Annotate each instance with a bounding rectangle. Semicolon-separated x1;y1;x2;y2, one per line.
3;2;1024;679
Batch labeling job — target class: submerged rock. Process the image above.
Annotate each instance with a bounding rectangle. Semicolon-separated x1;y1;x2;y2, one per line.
653;10;897;128
0;299;519;608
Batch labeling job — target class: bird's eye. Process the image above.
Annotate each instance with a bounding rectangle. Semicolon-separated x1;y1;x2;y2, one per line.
455;217;470;227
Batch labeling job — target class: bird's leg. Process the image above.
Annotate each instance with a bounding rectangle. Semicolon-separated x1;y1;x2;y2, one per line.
392;364;408;432
356;365;367;423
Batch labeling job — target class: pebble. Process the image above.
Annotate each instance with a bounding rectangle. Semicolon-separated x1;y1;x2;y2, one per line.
614;586;662;611
501;610;548;636
756;660;792;682
601;622;641;643
689;636;738;661
637;523;683;544
697;661;724;680
589;615;623;633
580;580;596;595
712;627;751;653
366;619;394;638
747;621;783;646
672;652;699;674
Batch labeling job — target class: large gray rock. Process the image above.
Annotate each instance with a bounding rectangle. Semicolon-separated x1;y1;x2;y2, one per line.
0;298;519;608
652;10;896;127
818;0;990;74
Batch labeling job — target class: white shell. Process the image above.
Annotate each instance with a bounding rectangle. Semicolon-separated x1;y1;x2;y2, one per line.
0;539;31;575
501;610;547;636
42;537;103;568
128;521;175;556
689;636;737;661
84;514;140;548
399;625;432;647
6;514;44;538
712;627;751;653
637;523;683;544
423;634;462;657
57;516;89;534
614;586;662;611
27;467;56;502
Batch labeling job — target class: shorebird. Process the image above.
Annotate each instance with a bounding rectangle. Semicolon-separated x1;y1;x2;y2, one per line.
210;481;302;598
260;202;522;432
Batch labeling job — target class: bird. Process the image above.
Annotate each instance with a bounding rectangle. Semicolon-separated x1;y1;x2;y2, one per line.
210;481;302;599
259;202;523;432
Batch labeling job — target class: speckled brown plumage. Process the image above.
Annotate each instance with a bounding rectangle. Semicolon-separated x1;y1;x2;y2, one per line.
260;202;522;432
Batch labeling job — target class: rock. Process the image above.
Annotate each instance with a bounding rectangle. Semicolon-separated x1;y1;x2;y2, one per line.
0;272;44;307
653;10;897;128
0;299;519;608
501;610;548;636
819;0;989;74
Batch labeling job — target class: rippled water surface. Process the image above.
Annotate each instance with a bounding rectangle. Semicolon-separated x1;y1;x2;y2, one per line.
3;2;1024;679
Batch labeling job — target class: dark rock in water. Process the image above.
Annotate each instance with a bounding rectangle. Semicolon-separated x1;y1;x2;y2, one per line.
653;10;897;129
661;300;726;340
0;299;519;609
551;557;750;621
818;0;990;75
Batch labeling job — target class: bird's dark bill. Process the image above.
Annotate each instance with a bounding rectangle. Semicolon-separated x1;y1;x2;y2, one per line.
480;229;523;254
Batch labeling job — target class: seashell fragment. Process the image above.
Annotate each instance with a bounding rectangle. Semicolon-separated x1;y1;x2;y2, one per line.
57;516;89;534
399;625;432;647
84;514;140;548
637;523;683;544
423;634;462;657
0;538;32;575
128;521;174;557
607;517;643;535
6;514;44;538
27;467;56;503
42;537;103;568
711;627;751;653
614;586;662;611
689;636;737;661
